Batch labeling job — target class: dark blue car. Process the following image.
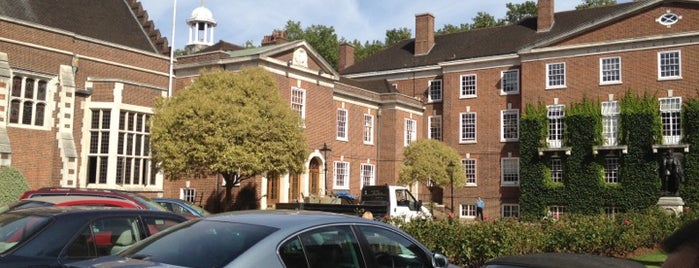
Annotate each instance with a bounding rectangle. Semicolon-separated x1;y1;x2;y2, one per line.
0;206;187;268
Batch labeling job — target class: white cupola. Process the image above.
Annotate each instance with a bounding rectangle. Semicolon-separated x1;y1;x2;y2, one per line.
185;2;216;53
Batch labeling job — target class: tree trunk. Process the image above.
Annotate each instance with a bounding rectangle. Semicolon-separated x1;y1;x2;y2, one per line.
222;173;237;211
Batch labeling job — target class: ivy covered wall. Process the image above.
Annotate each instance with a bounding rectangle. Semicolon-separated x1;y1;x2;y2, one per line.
519;94;699;221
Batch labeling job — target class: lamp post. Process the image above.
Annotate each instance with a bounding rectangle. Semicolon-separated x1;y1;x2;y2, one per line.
320;143;331;196
448;161;455;214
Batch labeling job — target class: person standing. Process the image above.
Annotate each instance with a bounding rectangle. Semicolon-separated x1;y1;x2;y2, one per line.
476;197;484;220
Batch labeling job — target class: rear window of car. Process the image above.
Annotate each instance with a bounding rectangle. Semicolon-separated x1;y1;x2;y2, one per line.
121;220;278;267
0;213;50;254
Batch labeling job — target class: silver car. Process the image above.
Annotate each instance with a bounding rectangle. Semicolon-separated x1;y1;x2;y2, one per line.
70;210;459;268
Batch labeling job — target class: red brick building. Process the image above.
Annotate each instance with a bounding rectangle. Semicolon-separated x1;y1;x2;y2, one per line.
342;0;699;219
3;0;699;219
0;0;171;195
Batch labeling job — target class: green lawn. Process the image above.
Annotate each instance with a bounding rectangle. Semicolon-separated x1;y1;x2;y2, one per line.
631;251;665;268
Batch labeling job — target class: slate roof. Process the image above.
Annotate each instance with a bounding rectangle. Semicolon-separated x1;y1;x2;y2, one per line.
197;40;245;53
0;0;159;53
341;2;639;75
338;77;395;94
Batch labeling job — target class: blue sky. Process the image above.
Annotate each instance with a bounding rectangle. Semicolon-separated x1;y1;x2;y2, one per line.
140;0;633;50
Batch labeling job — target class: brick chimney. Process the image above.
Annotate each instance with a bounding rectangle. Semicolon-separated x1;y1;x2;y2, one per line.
338;43;355;71
414;13;435;56
537;0;554;32
262;31;288;46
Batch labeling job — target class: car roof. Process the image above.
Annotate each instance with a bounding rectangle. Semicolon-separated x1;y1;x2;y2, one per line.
4;206;180;218
152;197;188;203
21;187;167;211
25;195;137;204
484;253;645;268
204;209;383;229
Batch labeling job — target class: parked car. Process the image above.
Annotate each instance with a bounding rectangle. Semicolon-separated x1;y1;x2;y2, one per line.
0;195;139;213
482;253;645;268
21;187;167;211
70;210;460;268
0;206;188;268
152;197;210;217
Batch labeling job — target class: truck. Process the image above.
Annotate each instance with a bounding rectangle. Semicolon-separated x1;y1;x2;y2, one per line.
275;185;432;221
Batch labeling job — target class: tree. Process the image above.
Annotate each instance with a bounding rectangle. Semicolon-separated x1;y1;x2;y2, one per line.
385;27;412;46
282;21;339;69
505;1;538;24
350;39;384;63
471;12;505;29
150;68;308;211
436;23;471;35
399;139;465;187
576;0;617;9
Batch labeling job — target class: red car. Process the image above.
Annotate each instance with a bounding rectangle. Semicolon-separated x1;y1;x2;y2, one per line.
1;195;139;213
20;187;167;211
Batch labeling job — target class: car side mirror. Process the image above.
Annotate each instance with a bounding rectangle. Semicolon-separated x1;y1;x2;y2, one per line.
432;252;450;268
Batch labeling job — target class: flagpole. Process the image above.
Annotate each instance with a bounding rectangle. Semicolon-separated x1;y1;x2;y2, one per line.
167;0;177;98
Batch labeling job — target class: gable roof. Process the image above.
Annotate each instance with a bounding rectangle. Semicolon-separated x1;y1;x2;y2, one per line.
0;0;160;53
341;1;640;75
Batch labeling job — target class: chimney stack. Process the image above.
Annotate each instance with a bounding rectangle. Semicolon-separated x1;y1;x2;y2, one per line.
537;0;555;32
338;43;355;72
262;31;288;46
414;13;435;56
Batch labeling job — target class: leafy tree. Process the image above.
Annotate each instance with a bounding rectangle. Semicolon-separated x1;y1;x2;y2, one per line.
505;1;538;24
150;68;308;211
399;139;466;187
282;20;304;41
173;49;186;57
436;23;471;35
385;27;412;46
350;39;384;63
576;0;617;9
282;21;339;69
471;12;505;29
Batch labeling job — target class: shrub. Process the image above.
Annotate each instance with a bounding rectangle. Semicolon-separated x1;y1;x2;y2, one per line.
397;209;689;267
0;166;29;206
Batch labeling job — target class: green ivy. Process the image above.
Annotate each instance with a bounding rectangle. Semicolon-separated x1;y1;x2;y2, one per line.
519;92;683;218
681;99;699;206
0;166;29;206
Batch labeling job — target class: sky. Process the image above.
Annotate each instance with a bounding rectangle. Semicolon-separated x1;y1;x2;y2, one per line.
139;0;633;50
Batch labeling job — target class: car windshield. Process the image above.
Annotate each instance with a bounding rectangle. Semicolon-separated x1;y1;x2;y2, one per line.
0;200;53;213
0;213;50;254
121;220;278;268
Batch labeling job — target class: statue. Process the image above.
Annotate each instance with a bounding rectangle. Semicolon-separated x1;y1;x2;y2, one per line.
660;150;685;196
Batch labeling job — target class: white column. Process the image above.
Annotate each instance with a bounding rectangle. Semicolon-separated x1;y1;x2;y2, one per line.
188;25;193;44
203;23;208;43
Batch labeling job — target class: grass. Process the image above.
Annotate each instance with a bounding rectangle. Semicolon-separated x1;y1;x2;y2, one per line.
630;251;665;268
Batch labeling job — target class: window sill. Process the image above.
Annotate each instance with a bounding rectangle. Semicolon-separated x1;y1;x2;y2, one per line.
658;76;682;81
599;81;622;86
500;91;520;96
